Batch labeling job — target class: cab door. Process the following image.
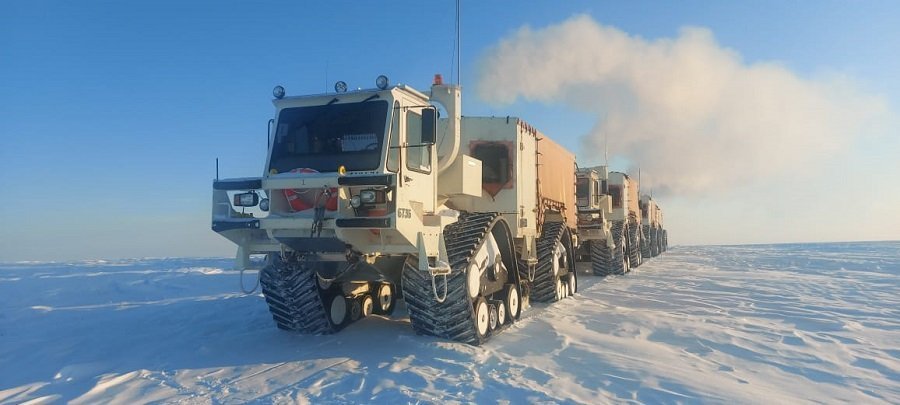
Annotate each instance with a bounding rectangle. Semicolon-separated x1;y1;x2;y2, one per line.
398;103;436;216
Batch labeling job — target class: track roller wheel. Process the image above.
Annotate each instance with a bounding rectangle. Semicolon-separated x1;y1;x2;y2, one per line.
373;282;396;315
474;297;490;339
492;299;507;326
327;294;348;327
566;272;577;296
504;283;521;321
489;303;499;331
361;294;374;317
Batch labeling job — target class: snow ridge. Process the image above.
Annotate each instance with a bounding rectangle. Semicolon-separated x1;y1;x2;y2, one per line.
1;242;897;403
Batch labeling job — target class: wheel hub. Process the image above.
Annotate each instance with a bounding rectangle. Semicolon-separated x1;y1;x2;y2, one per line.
508;287;519;318
362;295;374;317
329;295;347;325
476;299;489;337
467;263;481;299
378;284;392;310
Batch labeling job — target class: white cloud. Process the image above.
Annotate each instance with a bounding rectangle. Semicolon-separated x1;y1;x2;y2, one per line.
476;15;890;196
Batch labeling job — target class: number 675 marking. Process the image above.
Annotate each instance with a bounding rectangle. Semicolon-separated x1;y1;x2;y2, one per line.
398;208;412;219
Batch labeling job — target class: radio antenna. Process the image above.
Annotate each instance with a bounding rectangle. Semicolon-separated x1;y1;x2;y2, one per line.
456;0;461;86
450;0;461;86
604;133;609;167
602;111;609;167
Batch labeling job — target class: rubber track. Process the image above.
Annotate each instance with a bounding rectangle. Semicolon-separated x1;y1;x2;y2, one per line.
650;227;660;257
401;212;499;345
530;221;566;303
590;240;613;276
627;222;641;268
259;259;334;335
641;225;652;259
610;221;627;275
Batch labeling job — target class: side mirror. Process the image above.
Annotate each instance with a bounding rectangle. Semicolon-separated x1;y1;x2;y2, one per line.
421;108;437;144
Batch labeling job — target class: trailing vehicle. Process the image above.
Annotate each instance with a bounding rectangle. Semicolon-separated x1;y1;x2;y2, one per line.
574;166;617;275
603;171;643;274
640;195;666;258
211;75;578;345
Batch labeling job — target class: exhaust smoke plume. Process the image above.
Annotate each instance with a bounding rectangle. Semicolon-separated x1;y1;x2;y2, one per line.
476;15;888;195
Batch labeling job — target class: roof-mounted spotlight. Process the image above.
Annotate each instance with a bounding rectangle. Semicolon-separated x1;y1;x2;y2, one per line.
334;81;348;93
273;85;285;99
376;75;389;90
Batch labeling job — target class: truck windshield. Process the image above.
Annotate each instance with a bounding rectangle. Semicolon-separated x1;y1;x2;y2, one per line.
609;185;623;208
269;100;389;173
576;178;589;199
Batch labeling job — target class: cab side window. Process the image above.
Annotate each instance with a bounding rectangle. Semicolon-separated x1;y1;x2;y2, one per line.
406;111;431;173
386;101;400;172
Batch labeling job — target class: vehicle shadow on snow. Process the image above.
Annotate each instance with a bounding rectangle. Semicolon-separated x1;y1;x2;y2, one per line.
0;254;702;404
1;262;610;403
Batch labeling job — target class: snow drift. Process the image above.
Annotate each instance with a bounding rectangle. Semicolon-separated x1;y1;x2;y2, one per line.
1;242;898;403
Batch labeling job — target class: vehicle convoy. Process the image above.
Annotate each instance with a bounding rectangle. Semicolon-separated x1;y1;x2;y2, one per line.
640;195;666;258
212;75;579;345
575;166;662;275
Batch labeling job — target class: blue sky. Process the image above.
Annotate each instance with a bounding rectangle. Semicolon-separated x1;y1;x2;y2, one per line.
2;1;898;261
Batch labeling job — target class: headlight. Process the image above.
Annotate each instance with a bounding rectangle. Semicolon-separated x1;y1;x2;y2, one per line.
350;195;362;208
259;198;270;212
234;192;259;207
359;190;377;204
376;75;389;90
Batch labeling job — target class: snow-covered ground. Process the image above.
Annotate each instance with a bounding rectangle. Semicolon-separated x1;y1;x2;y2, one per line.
1;242;898;404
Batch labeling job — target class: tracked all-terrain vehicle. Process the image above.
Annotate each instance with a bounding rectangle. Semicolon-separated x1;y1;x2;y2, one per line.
639;195;666;258
574;166;618;275
212;75;578;345
599;171;643;274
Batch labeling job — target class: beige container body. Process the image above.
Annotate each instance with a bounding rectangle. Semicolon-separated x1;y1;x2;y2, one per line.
641;196;662;228
536;130;577;230
446;117;576;238
628;179;639;218
608;171;640;221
